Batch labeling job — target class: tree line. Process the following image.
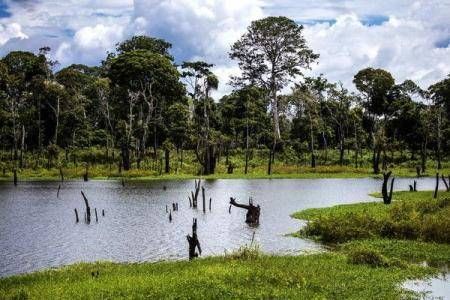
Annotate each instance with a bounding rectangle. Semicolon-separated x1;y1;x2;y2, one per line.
0;16;449;175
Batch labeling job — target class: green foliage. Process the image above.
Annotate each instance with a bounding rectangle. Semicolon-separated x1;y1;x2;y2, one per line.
294;191;450;244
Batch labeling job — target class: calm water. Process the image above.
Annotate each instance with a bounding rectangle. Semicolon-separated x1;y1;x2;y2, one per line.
0;177;443;277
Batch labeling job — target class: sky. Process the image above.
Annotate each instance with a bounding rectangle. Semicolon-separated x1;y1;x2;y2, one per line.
0;0;449;98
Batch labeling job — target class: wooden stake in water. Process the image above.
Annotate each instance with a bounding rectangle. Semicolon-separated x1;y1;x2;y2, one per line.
95;208;98;223
74;208;79;223
202;186;206;213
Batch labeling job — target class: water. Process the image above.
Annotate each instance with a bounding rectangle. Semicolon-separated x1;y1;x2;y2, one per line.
403;266;450;300
0;177;442;277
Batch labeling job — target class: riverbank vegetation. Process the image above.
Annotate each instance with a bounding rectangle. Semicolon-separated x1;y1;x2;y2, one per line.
0;246;437;299
1;16;449;180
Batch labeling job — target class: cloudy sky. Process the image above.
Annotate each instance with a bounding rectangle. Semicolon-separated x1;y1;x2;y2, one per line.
0;0;449;97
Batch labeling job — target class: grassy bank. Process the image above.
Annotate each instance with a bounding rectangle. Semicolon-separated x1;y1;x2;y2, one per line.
292;191;450;244
1;148;449;181
0;249;436;299
1;164;449;182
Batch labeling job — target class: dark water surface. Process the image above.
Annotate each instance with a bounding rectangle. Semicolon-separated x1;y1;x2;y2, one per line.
0;177;442;277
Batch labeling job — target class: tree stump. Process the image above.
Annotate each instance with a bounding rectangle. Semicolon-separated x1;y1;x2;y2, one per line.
229;197;260;225
186;218;201;260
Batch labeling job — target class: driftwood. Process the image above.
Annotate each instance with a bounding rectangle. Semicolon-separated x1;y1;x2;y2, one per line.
186;218;201;260
81;191;91;223
381;171;395;204
441;174;450;192
74;208;79;223
434;173;439;199
229;197;260;225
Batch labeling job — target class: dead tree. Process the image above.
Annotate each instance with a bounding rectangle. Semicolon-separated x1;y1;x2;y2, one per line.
74;208;79;223
59;167;64;183
202;186;206;213
81;191;91;224
191;179;201;208
186;218;201;260
441;174;449;192
382;171;395;204
83;165;88;182
13;168;17;186
416;166;421;177
434;173;439;199
409;180;417;192
229;197;261;225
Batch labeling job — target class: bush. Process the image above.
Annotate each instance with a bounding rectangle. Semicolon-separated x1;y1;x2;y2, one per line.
347;247;389;267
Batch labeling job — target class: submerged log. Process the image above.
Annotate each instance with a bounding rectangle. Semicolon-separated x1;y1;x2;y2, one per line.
229;197;260;225
81;191;91;224
382;171;394;204
186;218;201;260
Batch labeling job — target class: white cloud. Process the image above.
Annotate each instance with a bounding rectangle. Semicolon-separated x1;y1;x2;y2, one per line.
0;0;449;96
303;12;450;90
0;23;27;45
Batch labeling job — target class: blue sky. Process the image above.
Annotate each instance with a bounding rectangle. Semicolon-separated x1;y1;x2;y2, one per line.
0;0;449;97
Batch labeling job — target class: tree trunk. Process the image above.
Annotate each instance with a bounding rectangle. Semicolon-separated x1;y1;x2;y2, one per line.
164;148;170;173
121;143;130;171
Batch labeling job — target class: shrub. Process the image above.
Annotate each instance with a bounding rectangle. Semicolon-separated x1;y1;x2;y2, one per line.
347;247;389;267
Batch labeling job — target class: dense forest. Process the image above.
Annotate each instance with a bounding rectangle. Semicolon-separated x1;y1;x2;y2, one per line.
0;16;449;177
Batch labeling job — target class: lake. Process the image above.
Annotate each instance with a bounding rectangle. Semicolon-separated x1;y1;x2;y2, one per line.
0;177;442;277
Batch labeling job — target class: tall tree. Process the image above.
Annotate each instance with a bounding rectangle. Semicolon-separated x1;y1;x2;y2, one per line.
230;16;318;174
353;68;395;173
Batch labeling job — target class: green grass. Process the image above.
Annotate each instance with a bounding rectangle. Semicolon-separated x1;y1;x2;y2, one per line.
293;191;450;244
1;148;449;181
0;252;436;299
